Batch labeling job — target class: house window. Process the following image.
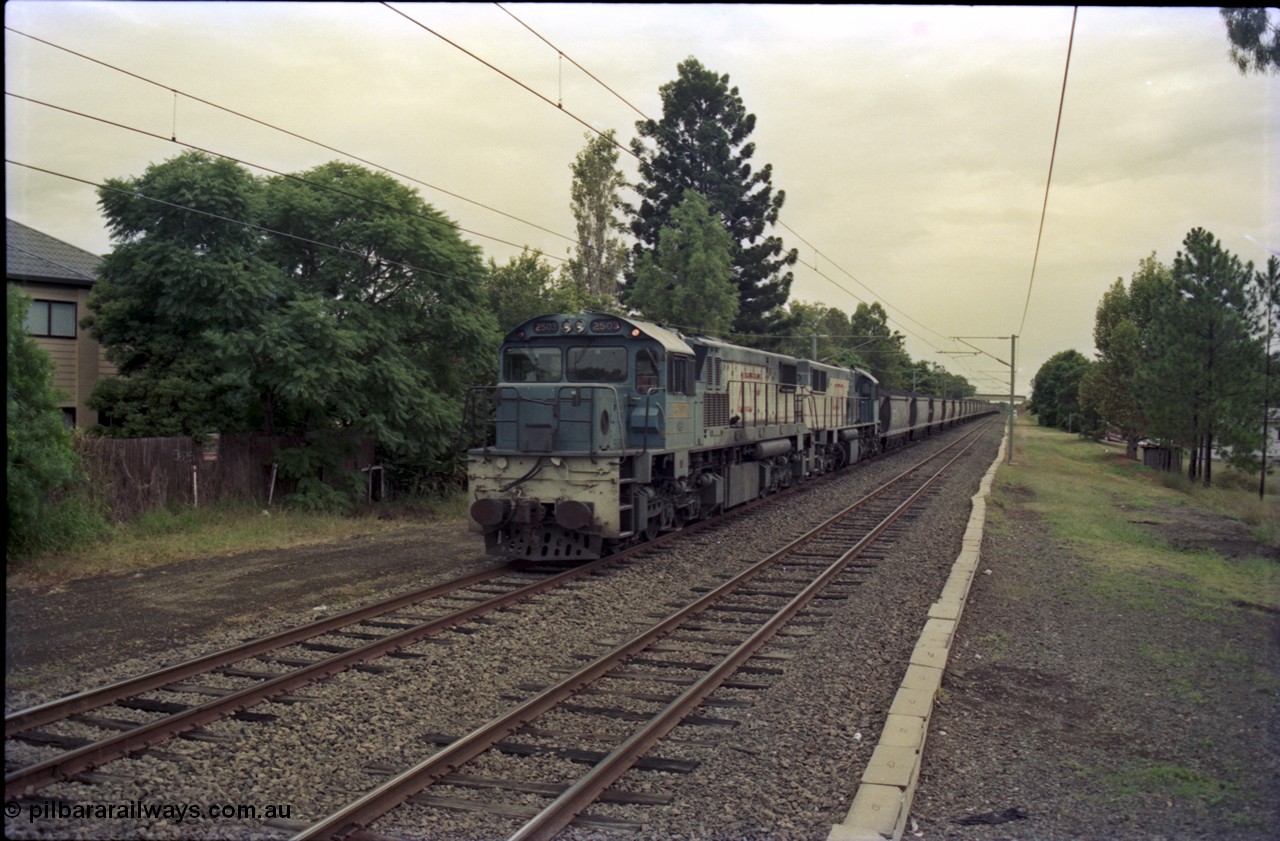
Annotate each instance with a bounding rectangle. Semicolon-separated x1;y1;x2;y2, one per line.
25;300;76;338
61;408;76;429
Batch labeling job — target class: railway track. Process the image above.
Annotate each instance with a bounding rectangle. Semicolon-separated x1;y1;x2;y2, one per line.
288;422;993;841
4;440;880;803
3;428;901;802
4;560;612;799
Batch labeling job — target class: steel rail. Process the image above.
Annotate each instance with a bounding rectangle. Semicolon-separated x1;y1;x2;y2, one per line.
509;428;987;841
5;564;520;739
4;557;619;800
290;422;992;841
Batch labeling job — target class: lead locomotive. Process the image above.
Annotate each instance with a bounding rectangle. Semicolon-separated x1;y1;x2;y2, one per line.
465;313;990;560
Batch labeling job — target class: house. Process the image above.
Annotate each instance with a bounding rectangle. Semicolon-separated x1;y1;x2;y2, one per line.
7;218;113;428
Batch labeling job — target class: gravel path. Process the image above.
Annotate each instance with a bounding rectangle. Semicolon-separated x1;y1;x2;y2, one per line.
6;420;1276;841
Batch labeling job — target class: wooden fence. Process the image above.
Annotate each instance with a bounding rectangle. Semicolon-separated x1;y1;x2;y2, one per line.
77;433;377;522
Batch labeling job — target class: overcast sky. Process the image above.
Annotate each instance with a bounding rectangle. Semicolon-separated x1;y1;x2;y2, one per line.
6;3;1277;396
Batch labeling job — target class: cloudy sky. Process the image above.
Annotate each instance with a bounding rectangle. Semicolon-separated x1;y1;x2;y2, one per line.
6;3;1277;396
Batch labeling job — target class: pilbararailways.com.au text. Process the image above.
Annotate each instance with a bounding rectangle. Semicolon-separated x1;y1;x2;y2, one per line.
6;799;293;824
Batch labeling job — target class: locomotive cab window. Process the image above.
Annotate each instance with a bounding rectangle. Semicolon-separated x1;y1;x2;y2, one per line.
667;354;695;396
568;346;626;383
636;348;660;392
503;347;562;382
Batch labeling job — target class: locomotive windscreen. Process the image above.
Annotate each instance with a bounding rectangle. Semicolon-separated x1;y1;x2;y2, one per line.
567;346;627;382
504;347;562;382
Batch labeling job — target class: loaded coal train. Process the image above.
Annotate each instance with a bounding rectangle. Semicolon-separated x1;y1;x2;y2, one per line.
465;313;995;560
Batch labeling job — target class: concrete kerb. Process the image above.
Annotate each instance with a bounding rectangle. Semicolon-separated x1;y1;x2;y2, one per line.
828;433;1009;841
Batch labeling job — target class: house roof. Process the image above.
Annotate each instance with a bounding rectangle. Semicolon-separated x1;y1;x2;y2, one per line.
6;218;101;286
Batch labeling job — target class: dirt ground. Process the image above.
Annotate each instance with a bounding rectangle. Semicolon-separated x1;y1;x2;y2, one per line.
910;494;1279;839
4;519;485;680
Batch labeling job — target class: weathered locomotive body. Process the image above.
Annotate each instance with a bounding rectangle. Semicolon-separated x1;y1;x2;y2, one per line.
465;313;989;561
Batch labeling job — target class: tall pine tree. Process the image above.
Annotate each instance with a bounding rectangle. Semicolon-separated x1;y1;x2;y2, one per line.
1141;228;1262;485
627;57;796;342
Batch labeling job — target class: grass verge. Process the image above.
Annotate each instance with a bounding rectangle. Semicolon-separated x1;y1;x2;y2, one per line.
997;421;1280;614
7;492;469;586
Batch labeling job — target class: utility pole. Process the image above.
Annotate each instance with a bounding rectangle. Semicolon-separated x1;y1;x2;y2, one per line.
949;335;1018;465
1009;334;1017;465
1262;263;1275;500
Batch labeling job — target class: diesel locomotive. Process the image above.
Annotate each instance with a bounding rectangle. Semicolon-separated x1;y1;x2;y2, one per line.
465;313;992;560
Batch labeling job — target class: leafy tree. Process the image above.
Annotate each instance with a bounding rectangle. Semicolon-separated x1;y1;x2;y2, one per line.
1078;255;1173;455
848;302;912;388
1221;8;1280;74
628;190;738;335
258;161;497;463
1141;228;1262;485
1029;349;1093;431
7;287;102;559
86;151;274;437
484;249;579;335
562;130;628;308
628;57;797;341
85;152;498;495
781;301;855;362
1257;256;1280;496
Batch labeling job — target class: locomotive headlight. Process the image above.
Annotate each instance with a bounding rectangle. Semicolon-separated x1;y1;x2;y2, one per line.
562;320;572;333
575;319;585;333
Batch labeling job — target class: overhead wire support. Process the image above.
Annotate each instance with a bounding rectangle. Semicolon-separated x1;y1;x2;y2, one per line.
1018;6;1078;336
381;2;635;161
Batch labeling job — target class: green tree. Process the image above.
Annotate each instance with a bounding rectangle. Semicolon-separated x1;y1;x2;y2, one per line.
628;190;738;335
85;152;497;482
1221;8;1280;74
258;161;497;463
628;57;796;341
848;302;912;388
1029;349;1092;431
782;301;854;362
562;130;628;309
7;286;99;559
86;151;274;437
1078;254;1173;455
485;249;578;335
1141;228;1262;485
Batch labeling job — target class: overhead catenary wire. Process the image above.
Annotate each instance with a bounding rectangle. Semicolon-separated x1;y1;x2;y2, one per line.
5;91;565;263
4;25;585;255
7;159;495;292
9;10;1046;388
1018;6;1078;337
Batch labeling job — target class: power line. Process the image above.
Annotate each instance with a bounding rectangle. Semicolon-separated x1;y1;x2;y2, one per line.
5;91;570;263
7;159;492;290
1018;6;1078;336
381;2;635;162
4;25;582;253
